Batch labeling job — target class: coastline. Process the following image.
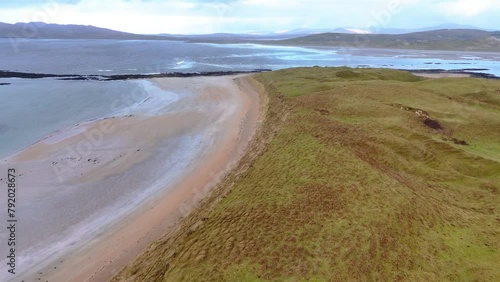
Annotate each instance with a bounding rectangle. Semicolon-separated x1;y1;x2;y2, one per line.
110;67;500;281
0;69;272;81
110;73;285;282
1;68;499;82
0;75;261;281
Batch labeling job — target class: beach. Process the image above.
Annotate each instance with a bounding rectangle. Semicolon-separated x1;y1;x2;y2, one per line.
411;71;472;78
110;67;500;281
0;75;261;281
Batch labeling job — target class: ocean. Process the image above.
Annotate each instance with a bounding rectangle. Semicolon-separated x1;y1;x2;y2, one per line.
1;38;500;158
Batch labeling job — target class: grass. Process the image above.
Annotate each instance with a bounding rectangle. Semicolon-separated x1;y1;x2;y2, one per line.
112;67;500;281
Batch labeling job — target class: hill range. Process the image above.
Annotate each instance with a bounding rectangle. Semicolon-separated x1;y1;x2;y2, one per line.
1;22;499;52
275;29;500;52
0;22;163;40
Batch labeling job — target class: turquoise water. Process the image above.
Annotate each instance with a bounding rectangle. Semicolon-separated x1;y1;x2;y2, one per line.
0;78;148;158
1;39;499;158
1;39;499;75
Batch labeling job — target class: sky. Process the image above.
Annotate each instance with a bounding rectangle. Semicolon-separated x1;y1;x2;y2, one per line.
0;0;499;34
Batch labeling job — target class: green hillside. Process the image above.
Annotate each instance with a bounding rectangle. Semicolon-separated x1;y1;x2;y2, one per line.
113;68;500;281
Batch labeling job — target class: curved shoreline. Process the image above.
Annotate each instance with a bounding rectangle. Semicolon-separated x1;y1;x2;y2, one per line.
110;73;288;282
51;75;260;282
1;68;498;82
110;67;500;282
0;75;261;281
0;69;272;81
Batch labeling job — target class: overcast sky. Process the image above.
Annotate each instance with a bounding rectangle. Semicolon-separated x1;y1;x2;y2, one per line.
0;0;498;34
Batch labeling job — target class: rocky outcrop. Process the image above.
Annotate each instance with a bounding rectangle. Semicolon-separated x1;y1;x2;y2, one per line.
391;103;430;118
0;69;272;81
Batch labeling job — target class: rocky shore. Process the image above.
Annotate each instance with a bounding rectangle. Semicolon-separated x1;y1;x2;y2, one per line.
1;68;498;82
0;69;272;81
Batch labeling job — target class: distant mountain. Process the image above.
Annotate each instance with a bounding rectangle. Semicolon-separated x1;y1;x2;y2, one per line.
1;22;498;52
424;23;493;31
266;24;494;36
275;29;500;52
374;24;494;35
0;22;164;40
158;32;303;40
269;28;358;35
159;28;373;40
158;24;496;41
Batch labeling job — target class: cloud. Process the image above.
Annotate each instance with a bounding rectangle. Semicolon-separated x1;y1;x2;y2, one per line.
0;0;498;34
438;0;495;17
0;0;80;8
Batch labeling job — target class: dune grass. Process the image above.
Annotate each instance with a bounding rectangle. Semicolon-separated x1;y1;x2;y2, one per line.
113;67;500;282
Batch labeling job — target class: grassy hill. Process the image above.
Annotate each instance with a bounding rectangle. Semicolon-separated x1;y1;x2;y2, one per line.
0;22;164;40
113;68;500;281
275;29;500;52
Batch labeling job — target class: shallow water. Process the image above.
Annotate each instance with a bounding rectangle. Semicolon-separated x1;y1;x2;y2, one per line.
0;78;150;158
1;39;499;75
0;76;239;281
0;38;499;158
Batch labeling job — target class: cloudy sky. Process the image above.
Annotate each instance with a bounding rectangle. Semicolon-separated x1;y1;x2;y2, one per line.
0;0;498;34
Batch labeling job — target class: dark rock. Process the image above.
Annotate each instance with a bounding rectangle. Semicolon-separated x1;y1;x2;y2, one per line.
424;118;443;130
315;108;330;115
452;138;468;145
0;69;272;81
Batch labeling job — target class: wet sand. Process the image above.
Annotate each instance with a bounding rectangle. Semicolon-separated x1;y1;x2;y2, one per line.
0;75;260;281
411;72;472;78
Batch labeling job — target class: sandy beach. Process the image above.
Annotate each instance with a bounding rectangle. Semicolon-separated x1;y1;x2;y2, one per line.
0;75;261;281
411;72;472;78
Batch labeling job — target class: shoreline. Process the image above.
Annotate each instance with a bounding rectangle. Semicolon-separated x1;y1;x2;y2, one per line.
1;67;499;82
0;69;272;81
109;67;500;281
110;71;282;282
407;69;498;79
410;71;472;78
0;75;261;281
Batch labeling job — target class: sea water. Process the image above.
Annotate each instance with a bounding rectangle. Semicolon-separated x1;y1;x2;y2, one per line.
1;38;499;158
0;78;149;158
